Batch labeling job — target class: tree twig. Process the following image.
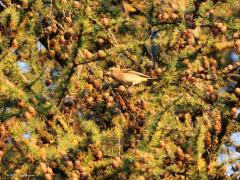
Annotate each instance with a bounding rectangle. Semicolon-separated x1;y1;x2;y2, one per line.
57;24;84;107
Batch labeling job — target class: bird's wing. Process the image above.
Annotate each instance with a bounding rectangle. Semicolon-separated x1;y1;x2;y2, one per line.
121;68;132;71
122;69;151;78
151;44;161;60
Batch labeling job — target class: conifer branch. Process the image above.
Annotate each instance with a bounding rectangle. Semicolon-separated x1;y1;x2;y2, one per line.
57;23;84;107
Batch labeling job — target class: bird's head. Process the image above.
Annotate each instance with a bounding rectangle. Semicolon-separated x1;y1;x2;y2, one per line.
150;30;160;40
105;67;120;77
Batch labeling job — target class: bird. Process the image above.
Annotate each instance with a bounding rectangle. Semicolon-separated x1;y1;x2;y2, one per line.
149;30;161;69
105;66;155;86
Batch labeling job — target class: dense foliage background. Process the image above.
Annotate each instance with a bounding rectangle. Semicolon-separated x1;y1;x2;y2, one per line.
1;0;240;179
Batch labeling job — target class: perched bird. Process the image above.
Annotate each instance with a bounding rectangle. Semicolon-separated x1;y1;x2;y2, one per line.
149;30;161;69
106;67;155;86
